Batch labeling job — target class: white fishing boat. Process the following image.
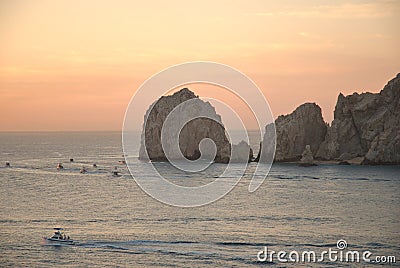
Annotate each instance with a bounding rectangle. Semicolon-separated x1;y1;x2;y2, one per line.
112;166;121;177
43;228;74;245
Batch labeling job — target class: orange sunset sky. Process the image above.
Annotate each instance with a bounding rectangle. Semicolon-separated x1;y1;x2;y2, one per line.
1;0;399;131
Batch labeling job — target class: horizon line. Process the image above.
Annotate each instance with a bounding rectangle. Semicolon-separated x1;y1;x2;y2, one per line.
0;129;264;133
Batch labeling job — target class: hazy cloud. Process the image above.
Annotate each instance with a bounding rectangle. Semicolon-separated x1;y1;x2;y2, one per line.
250;1;399;19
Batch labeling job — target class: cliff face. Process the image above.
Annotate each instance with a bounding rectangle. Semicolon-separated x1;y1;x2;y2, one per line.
139;88;231;163
273;103;327;161
140;75;400;165
317;73;400;164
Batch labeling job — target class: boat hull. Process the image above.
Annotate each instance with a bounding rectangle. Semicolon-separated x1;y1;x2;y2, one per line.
44;237;75;245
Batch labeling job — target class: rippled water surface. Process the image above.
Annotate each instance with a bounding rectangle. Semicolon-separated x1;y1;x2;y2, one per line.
0;132;399;267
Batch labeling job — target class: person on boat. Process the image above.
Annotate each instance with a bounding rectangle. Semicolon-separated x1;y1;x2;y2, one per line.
112;166;119;176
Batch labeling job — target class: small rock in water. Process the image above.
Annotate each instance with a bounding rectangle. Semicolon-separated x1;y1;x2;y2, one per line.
300;145;317;167
231;141;253;163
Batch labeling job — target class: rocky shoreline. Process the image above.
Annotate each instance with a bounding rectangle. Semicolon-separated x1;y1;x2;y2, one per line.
259;73;400;165
140;73;399;165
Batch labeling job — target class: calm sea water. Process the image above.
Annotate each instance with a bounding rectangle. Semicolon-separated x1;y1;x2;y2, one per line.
0;132;399;267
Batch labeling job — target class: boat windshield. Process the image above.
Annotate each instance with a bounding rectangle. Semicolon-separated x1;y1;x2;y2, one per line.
49;228;71;240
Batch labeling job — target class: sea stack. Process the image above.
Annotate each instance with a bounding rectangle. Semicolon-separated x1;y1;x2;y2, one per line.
230;141;253;163
139;88;231;163
272;103;327;162
300;145;317;167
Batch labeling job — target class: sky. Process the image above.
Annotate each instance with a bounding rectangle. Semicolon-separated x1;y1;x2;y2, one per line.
0;0;399;131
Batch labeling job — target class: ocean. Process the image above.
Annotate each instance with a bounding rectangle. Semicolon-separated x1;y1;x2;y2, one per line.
0;131;399;267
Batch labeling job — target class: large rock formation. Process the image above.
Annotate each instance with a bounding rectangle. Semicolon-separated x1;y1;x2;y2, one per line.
140;75;400;165
139;88;231;163
258;74;399;165
273;103;327;161
317;73;400;164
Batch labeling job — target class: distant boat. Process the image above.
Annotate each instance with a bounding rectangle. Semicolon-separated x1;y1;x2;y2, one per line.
43;228;74;245
112;166;121;177
80;166;87;174
57;163;64;170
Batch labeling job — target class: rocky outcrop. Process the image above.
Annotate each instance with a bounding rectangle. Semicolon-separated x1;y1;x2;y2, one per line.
231;141;253;163
258;73;399;165
317;73;400;164
273;103;327;162
139;75;400;165
139;88;231;163
300;145;317;166
257;123;276;163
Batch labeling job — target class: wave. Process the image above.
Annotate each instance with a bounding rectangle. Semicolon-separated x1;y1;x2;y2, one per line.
271;174;395;182
273;175;320;180
74;239;257;266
